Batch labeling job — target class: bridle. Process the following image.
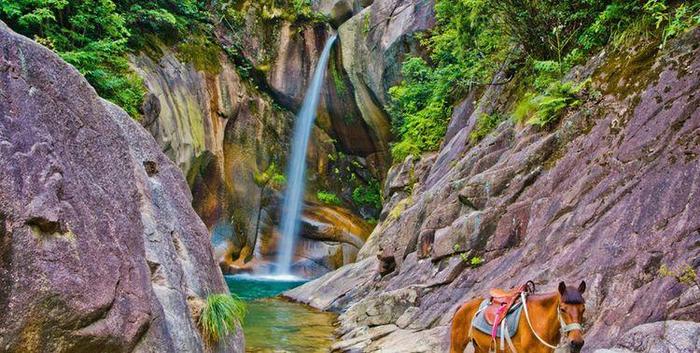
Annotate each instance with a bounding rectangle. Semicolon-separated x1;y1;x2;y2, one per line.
469;291;584;353
521;292;584;350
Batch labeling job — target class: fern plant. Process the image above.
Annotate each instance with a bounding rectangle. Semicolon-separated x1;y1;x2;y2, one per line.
514;80;587;127
199;294;247;343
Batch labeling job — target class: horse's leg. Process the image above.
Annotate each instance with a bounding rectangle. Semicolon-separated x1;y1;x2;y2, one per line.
449;298;482;353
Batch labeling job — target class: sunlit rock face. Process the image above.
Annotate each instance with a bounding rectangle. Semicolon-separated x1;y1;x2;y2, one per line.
131;9;387;270
337;0;436;169
593;321;700;353
130;44;291;263
287;29;700;352
0;21;240;353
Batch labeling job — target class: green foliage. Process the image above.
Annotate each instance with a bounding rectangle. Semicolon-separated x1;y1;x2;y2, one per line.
659;263;699;286
352;180;382;210
578;2;640;51
388;57;454;160
229;0;325;24
470;112;506;143
362;11;371;34
317;191;342;205
388;196;412;220
0;0;212;118
199;294;247;343
469;256;485;267
388;0;699;162
330;63;347;94
0;0;145;117
659;2;700;47
453;245;484;268
253;162;286;189
514;80;586;127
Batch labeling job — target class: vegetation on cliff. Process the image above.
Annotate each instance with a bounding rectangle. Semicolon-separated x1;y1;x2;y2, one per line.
0;0;330;119
0;0;213;118
388;0;700;160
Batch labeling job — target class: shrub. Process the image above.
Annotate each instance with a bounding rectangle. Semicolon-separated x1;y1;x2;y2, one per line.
317;191;342;205
352;180;382;210
659;263;698;286
470;112;506;144
469;256;485;268
513;80;586;127
199;294;246;343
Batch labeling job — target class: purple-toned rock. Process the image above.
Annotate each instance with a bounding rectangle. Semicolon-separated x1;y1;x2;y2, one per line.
286;29;700;352
0;22;241;353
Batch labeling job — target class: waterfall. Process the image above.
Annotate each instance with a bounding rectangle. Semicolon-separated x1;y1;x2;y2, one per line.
275;35;337;276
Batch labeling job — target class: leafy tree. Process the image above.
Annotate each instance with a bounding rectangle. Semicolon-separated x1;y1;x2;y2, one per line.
250;163;286;262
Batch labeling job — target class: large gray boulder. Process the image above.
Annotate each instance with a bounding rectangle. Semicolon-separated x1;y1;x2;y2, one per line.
594;321;700;353
0;21;242;353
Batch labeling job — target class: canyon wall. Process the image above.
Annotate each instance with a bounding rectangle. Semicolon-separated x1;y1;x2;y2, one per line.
129;9;379;273
0;21;242;353
287;24;700;352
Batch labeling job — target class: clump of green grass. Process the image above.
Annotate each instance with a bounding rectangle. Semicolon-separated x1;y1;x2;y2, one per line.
199;294;246;343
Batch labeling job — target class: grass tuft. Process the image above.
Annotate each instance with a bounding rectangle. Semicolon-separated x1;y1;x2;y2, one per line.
199;294;246;343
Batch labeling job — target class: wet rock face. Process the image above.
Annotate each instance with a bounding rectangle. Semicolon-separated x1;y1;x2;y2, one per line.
237;204;373;278
287;30;700;352
0;22;240;353
132;25;381;266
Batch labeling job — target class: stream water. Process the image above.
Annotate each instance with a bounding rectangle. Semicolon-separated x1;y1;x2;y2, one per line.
226;275;338;353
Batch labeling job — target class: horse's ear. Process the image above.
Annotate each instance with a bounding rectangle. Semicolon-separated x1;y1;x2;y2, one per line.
558;281;567;295
578;281;586;294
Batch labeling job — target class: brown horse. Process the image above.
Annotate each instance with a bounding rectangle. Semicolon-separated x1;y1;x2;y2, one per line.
450;281;587;353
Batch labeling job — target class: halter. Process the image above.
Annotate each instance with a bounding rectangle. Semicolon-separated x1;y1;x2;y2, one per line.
521;292;584;350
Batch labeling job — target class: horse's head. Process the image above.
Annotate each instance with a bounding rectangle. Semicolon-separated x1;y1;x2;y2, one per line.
558;281;586;352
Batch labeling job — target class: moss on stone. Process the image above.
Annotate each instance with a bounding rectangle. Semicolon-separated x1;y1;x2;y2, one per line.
175;35;223;74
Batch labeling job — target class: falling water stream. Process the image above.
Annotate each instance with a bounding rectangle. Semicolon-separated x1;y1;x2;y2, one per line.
275;35;337;276
225;35;339;353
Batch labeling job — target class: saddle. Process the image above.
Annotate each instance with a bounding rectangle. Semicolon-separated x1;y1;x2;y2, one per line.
484;282;535;339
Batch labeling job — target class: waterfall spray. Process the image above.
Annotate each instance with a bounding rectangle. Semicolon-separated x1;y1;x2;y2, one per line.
275;35;337;276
